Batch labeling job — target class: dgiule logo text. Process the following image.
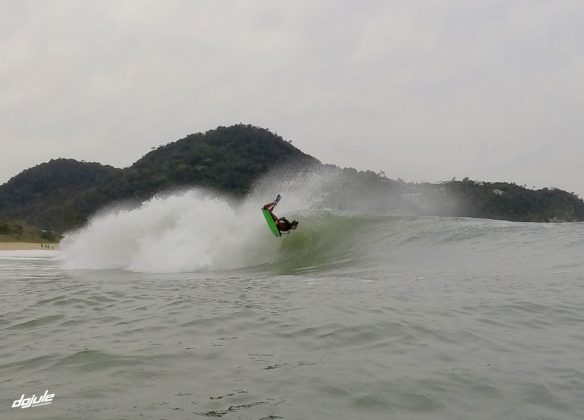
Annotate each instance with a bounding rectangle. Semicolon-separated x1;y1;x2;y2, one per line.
12;390;55;409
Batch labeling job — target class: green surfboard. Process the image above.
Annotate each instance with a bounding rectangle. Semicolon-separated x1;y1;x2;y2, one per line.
262;209;281;237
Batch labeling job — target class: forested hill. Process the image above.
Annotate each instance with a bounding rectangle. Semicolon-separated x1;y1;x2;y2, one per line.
0;159;121;241
445;179;584;222
0;125;319;236
0;124;583;241
0;159;120;213
125;125;319;197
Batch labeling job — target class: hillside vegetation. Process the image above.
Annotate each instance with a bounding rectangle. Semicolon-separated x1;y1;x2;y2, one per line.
0;124;582;240
0;125;319;236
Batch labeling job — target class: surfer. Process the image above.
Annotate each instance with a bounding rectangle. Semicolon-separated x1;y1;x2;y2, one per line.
263;198;298;233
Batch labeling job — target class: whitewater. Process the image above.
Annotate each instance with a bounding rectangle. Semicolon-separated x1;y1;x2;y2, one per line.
1;174;584;419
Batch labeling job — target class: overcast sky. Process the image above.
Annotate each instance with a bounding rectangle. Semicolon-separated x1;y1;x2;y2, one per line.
1;0;583;196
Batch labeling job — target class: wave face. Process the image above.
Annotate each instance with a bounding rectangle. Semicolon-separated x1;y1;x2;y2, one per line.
60;171;584;275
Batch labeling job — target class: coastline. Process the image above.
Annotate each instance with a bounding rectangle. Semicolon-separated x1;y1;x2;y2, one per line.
0;242;58;251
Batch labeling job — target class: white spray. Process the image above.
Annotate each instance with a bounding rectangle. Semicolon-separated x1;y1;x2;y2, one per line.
60;190;281;272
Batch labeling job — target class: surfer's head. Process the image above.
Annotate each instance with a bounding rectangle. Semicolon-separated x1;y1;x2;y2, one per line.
291;220;299;230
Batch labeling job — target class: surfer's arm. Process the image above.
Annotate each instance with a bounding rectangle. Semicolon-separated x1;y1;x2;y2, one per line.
263;202;276;212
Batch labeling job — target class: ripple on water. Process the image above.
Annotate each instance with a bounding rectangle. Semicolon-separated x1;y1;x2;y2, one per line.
0;354;58;374
53;350;146;373
7;314;64;330
275;320;410;352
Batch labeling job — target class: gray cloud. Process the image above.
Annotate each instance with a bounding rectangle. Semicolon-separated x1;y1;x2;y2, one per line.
1;0;583;196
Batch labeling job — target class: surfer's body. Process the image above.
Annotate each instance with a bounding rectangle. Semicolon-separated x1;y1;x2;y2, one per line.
263;202;296;232
262;195;298;234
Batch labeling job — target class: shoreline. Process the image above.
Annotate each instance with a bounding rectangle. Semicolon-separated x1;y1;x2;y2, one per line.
0;242;58;251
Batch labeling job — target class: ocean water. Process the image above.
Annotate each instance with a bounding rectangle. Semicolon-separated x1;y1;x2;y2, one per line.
1;191;584;419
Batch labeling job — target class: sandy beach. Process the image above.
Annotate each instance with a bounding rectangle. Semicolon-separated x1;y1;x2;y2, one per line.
0;242;57;251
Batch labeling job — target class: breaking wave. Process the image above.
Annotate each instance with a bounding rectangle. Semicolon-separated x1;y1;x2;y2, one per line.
60;171;584;274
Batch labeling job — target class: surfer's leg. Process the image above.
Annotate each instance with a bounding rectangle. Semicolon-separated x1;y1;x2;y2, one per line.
262;203;278;221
